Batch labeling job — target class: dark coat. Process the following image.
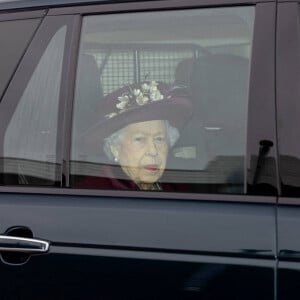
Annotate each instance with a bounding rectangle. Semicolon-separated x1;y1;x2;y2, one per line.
75;164;187;192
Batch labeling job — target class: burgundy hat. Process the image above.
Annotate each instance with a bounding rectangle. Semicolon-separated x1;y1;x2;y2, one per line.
80;81;193;147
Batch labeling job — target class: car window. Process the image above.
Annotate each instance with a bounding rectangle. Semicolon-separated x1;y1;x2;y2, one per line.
70;7;255;193
0;18;41;101
0;25;67;186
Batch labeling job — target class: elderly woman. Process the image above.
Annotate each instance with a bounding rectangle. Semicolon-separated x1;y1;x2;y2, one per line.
76;80;192;191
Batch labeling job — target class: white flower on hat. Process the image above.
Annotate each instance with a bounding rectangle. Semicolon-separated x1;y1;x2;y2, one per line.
118;95;129;101
105;81;165;119
134;88;149;105
133;89;141;96
116;101;128;110
150;81;159;88
136;94;149;105
105;112;118;119
149;81;163;101
116;95;129;110
150;90;163;101
142;83;150;91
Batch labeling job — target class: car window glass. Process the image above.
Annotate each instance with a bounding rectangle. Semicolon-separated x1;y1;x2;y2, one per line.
0;18;40;101
70;7;254;194
0;26;66;186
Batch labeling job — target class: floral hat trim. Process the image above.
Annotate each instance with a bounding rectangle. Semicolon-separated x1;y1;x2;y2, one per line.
105;81;169;120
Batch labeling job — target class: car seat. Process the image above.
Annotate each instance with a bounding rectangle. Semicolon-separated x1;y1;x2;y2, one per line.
168;54;249;193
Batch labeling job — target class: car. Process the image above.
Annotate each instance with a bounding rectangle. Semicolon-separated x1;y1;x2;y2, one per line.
0;0;299;299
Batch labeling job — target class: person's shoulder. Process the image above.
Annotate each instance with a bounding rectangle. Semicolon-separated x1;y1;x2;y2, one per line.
74;176;113;189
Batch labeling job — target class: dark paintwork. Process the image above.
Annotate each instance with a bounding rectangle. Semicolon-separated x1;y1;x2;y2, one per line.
0;254;274;299
0;193;276;256
246;2;278;196
276;2;300;199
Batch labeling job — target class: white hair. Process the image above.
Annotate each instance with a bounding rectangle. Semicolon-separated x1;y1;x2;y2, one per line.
103;120;179;161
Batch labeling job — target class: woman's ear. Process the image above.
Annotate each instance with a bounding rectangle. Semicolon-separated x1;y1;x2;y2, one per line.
110;145;119;160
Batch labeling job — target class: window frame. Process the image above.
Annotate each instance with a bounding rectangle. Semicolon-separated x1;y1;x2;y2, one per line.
277;1;300;200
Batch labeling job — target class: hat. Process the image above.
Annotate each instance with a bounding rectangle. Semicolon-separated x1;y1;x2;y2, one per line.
84;80;192;139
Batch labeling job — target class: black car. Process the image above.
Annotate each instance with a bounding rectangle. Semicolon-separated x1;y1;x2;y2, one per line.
0;0;299;299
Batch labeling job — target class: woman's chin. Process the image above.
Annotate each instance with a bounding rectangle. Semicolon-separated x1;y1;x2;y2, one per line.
138;174;161;184
122;166;163;184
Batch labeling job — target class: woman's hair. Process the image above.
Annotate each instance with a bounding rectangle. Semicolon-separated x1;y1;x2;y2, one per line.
103;120;179;161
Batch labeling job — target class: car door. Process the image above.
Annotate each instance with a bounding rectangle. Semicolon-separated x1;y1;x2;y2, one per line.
276;1;300;299
0;1;277;299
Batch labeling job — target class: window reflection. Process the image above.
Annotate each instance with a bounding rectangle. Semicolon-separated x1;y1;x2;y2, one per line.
1;26;66;185
71;7;254;193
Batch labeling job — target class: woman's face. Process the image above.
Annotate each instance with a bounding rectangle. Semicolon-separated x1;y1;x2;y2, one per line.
111;120;168;184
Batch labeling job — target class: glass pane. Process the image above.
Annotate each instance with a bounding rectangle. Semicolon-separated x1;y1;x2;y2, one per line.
0;18;40;101
1;26;66;186
70;7;254;194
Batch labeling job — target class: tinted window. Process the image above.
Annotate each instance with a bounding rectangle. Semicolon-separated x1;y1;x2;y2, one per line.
0;26;67;186
0;18;40;100
70;7;254;193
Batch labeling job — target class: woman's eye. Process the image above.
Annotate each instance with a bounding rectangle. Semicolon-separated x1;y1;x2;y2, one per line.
155;136;166;143
133;136;145;143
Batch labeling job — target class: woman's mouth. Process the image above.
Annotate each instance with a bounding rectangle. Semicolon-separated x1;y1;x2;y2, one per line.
144;164;159;171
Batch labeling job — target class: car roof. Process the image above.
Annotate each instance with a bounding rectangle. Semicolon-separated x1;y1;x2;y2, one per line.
0;0;153;11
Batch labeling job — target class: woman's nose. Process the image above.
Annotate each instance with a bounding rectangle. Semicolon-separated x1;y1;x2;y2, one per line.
146;140;158;156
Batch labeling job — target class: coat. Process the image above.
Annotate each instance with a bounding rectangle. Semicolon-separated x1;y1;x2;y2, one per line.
74;164;188;192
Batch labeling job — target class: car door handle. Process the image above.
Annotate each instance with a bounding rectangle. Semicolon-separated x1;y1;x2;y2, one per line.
0;235;49;254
